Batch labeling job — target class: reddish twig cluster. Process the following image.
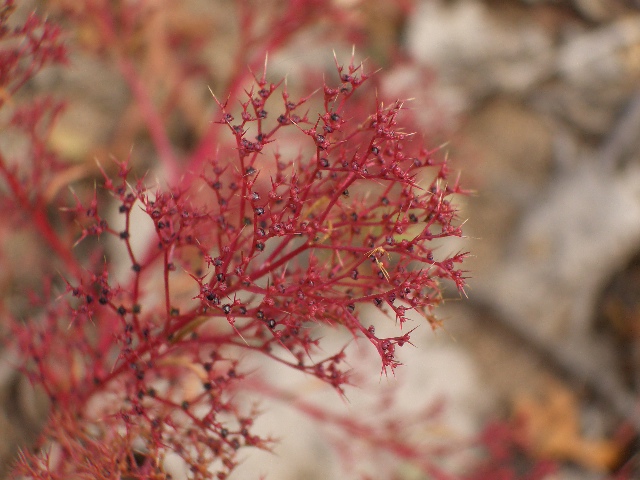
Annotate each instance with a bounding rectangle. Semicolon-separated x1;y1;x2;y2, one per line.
0;2;470;478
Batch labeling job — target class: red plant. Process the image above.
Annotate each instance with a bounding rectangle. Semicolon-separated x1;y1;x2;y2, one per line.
0;1;468;478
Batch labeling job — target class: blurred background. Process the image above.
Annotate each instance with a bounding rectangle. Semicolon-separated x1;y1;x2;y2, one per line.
3;0;640;478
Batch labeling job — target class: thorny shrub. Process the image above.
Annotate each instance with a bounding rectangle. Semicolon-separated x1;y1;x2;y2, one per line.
0;1;480;479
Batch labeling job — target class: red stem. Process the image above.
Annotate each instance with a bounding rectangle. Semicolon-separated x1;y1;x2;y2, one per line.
117;58;180;182
0;153;83;279
88;3;180;183
247;379;458;480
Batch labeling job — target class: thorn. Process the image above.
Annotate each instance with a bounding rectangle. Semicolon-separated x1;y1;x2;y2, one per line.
231;323;249;346
94;157;107;177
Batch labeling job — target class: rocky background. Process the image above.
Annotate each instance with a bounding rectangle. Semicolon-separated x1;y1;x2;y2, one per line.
408;0;640;477
3;0;640;478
